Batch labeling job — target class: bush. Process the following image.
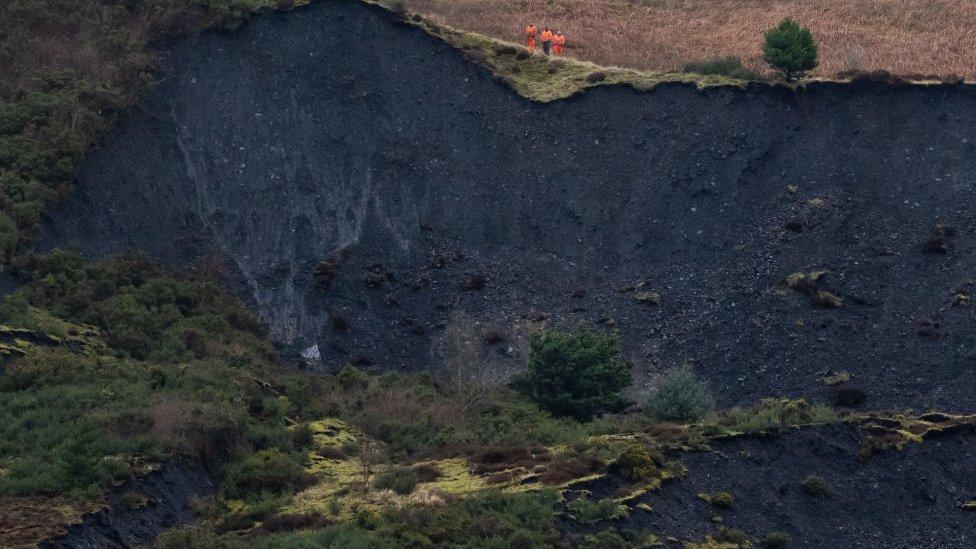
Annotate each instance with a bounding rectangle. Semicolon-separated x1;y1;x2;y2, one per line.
763;18;818;80
646;367;713;422
800;474;831;498
586;71;607;83
610;443;658;481
224;449;313;500
683;56;759;80
373;466;417;495
566;496;628;524
713;399;837;434
514;328;631;421
714;527;750;546
699;491;733;508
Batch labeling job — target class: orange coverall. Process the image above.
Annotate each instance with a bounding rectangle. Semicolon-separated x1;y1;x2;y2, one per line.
525;25;537;52
540;29;553;55
553;33;565;55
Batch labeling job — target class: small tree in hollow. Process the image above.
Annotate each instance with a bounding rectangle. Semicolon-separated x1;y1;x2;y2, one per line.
763;18;819;81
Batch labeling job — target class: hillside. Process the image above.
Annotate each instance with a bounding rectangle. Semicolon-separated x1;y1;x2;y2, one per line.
3;0;976;547
47;0;976;412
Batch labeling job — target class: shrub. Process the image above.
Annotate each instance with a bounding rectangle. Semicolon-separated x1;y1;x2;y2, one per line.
714;399;837;434
374;466;417;495
763;531;792;549
586;71;607;83
337;365;370;391
699;491;733;508
684;56;759;80
514;328;631;421
763;18;818;80
800;474;831;497
224;449;313;500
714;527;750;546
261;511;330;533
646;367;713;422
566;495;629;524
610;442;658;481
292;423;315;450
810;290;842;309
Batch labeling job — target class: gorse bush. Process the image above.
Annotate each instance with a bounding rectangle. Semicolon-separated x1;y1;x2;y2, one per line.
763;18;819;80
646;367;713;422
515;328;631;421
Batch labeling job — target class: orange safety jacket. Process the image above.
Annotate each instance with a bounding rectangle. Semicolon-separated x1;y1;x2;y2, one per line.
525;25;537;37
540;30;553;42
553;34;565;46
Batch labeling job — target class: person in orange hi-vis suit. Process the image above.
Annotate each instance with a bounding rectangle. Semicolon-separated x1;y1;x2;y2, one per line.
540;27;554;55
553;31;565;55
525;24;537;53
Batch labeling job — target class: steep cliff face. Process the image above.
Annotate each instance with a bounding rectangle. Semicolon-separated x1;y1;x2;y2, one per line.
46;0;976;408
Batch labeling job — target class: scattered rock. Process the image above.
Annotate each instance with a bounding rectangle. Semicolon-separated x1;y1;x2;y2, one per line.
916;317;939;338
313;245;351;289
922;222;955;254
466;273;487;290
525;310;549;322
784;218;804;233
361;263;394;287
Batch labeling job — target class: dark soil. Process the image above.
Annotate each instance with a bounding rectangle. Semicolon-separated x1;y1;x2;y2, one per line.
41;459;216;548
44;0;976;411
567;424;976;548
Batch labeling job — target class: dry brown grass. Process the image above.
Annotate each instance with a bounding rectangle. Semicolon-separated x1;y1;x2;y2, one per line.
405;0;976;78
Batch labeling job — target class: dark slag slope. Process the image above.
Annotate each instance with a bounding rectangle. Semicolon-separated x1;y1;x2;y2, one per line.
46;0;976;409
569;425;976;548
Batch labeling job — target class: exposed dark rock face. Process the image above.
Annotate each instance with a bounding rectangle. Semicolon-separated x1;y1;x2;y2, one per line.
568;424;976;548
42;459;216;548
46;0;976;409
